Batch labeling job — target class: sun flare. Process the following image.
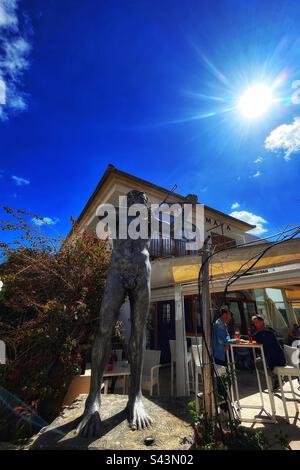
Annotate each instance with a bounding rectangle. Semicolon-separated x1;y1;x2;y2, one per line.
239;84;273;118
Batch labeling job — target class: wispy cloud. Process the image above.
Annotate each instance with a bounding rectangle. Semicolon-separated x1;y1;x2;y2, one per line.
0;0;31;120
230;210;268;235
32;216;60;227
231;202;240;210
0;78;5;104
254;157;263;163
265;117;300;160
12;175;30;185
253;171;261;178
291;80;300;105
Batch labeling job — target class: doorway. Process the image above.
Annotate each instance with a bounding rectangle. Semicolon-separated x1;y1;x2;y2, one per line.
156;300;175;363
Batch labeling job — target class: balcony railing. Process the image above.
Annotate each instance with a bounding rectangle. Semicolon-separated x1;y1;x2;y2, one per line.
149;238;199;259
149;235;237;259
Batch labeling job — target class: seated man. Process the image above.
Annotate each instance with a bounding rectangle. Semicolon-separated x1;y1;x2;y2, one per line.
213;305;238;365
251;315;286;390
212;305;238;411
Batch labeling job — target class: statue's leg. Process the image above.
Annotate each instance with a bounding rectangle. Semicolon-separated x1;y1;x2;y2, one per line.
127;277;152;430
76;270;125;437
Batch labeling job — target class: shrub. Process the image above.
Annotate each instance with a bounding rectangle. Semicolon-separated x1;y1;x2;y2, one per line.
0;207;111;440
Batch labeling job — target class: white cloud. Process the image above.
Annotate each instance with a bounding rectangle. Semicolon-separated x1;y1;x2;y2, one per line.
0;0;31;120
32;217;60;227
231;202;240;210
253;171;261;178
0;1;18;27
0;79;5;104
291;80;300;105
265;117;300;160
12;175;30;185
254;157;263;163
230;210;268;235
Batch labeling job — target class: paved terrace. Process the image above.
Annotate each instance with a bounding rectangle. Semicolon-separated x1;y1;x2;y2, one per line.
137;366;300;450
26;365;300;450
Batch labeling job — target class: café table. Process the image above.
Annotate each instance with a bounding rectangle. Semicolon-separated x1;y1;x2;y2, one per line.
84;361;130;394
103;361;131;394
226;342;277;424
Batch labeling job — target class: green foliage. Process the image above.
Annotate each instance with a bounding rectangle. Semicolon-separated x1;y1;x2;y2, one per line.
112;320;125;345
188;400;224;450
222;362;236;389
274;430;291;450
226;426;271;450
188;399;273;450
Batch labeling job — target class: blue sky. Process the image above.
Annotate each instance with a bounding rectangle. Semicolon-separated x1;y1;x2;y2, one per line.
1;0;300;238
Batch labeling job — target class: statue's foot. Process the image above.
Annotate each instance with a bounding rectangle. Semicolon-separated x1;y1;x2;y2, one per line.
76;404;102;438
127;396;152;430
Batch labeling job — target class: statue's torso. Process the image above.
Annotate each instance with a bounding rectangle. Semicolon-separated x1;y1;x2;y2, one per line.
111;212;151;263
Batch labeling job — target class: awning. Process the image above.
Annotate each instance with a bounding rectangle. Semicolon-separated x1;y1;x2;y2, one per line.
151;238;300;288
285;289;300;302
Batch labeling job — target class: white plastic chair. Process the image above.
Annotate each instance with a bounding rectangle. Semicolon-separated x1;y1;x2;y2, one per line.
142;349;162;396
190;337;203;347
273;344;300;420
292;339;300;349
169;339;194;396
191;345;202;411
191;344;227;411
115;349;123;361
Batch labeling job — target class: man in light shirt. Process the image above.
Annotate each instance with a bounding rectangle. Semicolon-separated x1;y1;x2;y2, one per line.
212;305;237;365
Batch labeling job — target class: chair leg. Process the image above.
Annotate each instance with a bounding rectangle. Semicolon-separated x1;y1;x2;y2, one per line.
157;380;160;396
189;359;194;391
289;376;299;413
268;372;276;418
278;373;289;420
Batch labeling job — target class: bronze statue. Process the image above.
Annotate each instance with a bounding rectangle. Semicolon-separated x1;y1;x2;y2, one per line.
76;190;152;437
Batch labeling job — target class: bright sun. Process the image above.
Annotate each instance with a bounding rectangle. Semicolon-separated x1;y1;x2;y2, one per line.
239;84;273;118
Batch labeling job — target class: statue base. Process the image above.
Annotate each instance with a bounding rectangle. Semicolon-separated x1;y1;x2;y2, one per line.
28;394;194;450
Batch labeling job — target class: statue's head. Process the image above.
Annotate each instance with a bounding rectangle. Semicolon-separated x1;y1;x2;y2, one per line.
127;190;148;207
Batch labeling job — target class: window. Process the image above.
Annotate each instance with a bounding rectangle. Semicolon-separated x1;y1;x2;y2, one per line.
265;288;289;326
293;307;300;324
162;304;171;324
230;302;242;331
253;288;289;328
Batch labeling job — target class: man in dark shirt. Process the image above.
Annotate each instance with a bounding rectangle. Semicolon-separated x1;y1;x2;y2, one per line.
252;315;286;389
